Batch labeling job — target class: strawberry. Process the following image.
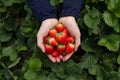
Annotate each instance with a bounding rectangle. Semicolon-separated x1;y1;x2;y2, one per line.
55;23;65;32
65;43;75;54
44;44;54;55
63;28;68;36
49;28;57;38
56;44;65;54
48;37;58;46
43;36;49;44
66;36;74;43
56;31;67;44
52;51;59;57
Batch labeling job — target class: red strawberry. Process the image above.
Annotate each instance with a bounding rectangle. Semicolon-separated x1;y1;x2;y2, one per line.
66;36;74;43
48;37;58;46
44;44;54;55
65;43;75;54
49;28;57;38
52;51;59;57
43;36;49;43
55;23;65;32
63;28;68;36
56;32;67;44
56;44;65;54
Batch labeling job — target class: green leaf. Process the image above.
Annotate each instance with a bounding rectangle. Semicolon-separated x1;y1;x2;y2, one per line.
79;53;98;69
2;46;17;61
88;64;99;75
2;0;14;6
81;38;98;52
47;72;58;80
0;28;12;42
108;71;119;80
98;34;120;52
117;55;120;65
96;66;108;80
51;63;66;79
2;0;25;6
28;58;42;71
8;57;21;68
35;74;47;80
118;67;120;78
84;14;99;29
13;0;25;3
103;11;120;32
15;40;28;52
65;60;82;74
50;0;63;6
102;54;116;72
21;20;34;37
107;0;120;18
84;7;100;34
103;11;117;27
24;70;37;80
66;76;77;80
4;17;18;31
0;6;6;12
0;69;3;78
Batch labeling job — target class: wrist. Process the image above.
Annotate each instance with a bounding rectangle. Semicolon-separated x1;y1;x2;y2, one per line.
59;16;76;23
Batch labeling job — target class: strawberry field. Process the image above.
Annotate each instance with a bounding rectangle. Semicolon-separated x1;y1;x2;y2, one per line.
0;0;120;80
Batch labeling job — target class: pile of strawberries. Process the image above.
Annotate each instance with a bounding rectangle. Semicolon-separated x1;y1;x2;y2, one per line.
44;23;75;57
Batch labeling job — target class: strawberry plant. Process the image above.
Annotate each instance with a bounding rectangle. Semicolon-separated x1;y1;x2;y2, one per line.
0;0;120;80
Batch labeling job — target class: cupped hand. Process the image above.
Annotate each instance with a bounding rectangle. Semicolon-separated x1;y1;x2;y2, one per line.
59;16;81;62
37;18;61;63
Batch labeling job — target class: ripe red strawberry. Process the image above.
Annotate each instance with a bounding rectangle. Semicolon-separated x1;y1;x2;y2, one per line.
55;23;65;32
52;51;59;57
63;28;68;36
56;44;65;54
66;36;74;43
48;37;58;46
65;43;75;54
44;44;54;55
56;32;67;44
49;28;57;38
43;36;49;44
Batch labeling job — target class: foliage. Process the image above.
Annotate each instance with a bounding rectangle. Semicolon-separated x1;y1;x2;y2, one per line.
0;0;120;80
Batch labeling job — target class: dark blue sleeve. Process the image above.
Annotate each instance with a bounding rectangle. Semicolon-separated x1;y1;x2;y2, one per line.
61;0;84;20
26;0;57;22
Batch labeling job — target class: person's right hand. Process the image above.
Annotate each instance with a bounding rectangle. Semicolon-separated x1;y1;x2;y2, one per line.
37;18;61;63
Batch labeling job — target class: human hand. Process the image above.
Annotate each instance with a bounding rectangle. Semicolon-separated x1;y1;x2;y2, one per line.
59;16;81;62
37;18;61;63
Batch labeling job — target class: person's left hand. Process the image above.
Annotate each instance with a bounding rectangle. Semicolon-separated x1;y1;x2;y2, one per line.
59;16;81;62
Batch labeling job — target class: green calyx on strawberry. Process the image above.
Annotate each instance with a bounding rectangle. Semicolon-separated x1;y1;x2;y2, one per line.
48;37;58;46
55;23;65;32
44;44;54;55
49;28;57;38
52;51;59;57
65;43;75;54
56;44;65;54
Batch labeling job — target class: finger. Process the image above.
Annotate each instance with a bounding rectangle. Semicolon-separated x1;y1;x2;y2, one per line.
62;52;74;62
48;55;56;63
59;55;63;59
56;57;60;63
